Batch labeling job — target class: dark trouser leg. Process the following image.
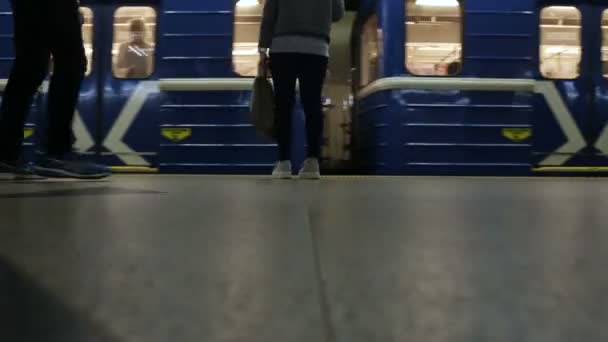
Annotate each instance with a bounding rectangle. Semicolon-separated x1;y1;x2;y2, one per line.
270;53;298;161
0;0;50;162
45;0;86;157
298;54;328;159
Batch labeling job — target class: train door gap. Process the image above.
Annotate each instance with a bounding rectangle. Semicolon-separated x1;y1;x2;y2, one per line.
323;12;357;174
94;6;111;159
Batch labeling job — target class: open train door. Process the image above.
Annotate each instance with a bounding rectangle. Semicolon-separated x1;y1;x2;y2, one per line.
535;1;608;172
322;10;357;173
67;0;161;170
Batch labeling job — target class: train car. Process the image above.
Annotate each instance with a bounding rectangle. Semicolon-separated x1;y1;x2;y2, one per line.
1;0;608;176
0;0;354;175
351;0;608;175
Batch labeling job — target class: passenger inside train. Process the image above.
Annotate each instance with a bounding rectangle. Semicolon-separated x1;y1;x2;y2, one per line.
115;18;154;79
405;0;462;76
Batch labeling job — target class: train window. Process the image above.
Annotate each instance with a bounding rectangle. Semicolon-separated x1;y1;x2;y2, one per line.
112;7;156;79
361;16;380;86
81;7;94;76
540;6;581;80
405;0;462;76
233;0;265;76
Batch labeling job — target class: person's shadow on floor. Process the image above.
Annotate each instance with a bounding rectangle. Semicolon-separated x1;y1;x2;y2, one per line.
0;257;124;342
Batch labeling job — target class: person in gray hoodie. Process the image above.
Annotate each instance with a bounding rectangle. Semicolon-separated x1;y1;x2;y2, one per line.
258;0;345;179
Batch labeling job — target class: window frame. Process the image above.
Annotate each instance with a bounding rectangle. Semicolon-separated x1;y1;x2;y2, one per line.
404;0;464;77
111;6;158;80
538;5;582;81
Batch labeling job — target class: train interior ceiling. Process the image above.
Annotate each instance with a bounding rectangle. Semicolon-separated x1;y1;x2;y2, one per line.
2;0;608;176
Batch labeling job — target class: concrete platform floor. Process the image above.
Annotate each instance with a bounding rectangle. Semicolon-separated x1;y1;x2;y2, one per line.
0;175;607;342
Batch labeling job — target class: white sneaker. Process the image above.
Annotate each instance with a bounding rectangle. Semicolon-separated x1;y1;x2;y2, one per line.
298;158;321;179
272;161;292;179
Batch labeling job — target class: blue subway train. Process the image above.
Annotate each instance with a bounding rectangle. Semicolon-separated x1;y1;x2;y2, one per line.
0;0;607;176
353;0;608;176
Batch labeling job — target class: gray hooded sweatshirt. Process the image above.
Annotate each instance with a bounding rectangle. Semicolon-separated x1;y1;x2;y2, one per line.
258;0;345;57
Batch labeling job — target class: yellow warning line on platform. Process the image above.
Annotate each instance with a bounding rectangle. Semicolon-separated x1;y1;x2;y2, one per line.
105;172;608;180
111;166;159;173
534;166;608;172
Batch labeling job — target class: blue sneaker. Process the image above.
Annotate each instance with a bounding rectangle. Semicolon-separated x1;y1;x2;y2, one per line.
0;160;46;180
34;154;111;179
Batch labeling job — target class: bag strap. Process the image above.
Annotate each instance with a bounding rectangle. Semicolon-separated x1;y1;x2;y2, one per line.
258;61;269;78
258;48;270;78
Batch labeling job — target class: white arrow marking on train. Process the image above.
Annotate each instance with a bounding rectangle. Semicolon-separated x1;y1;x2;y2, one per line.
3;80;157;163
72;110;95;152
594;117;608;155
534;81;586;166
102;81;159;166
37;81;95;153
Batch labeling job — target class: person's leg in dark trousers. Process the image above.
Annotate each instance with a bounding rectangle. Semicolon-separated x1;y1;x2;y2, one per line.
0;0;50;163
5;0;109;179
45;0;86;157
297;54;328;159
270;53;298;161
